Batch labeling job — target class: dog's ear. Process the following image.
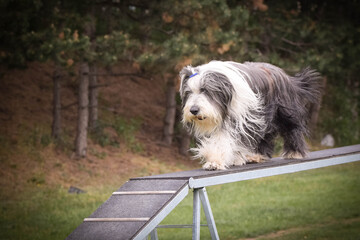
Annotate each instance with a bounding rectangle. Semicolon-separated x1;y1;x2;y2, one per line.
179;66;194;82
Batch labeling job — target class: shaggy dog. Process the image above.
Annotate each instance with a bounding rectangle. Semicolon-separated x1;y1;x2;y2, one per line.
179;61;321;170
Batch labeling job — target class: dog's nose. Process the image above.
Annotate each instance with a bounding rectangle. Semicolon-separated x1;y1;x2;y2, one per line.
190;106;200;115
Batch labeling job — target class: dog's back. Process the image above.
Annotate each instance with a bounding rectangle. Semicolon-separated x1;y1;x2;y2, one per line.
238;62;322;158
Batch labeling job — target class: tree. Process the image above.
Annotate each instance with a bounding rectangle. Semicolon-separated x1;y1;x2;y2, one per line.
51;65;62;139
89;64;98;131
179;127;191;156
162;76;177;145
75;63;90;158
1;0;97;157
39;27;91;157
86;8;98;132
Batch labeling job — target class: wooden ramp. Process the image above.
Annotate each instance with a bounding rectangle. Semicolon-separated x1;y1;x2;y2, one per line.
66;145;360;240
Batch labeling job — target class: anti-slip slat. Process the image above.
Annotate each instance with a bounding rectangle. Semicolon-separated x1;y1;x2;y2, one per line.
113;191;176;195
84;218;150;222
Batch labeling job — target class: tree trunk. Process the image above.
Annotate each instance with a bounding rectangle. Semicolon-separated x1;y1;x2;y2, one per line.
309;101;321;133
75;63;89;158
89;64;98;131
179;127;191;156
86;8;98;132
309;77;326;133
162;77;177;145
51;66;62;139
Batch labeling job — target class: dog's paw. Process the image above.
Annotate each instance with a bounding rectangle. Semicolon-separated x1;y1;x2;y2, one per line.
202;161;226;171
282;151;305;159
246;154;268;163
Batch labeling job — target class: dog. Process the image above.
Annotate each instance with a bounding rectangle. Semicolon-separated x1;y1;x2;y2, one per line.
179;61;322;170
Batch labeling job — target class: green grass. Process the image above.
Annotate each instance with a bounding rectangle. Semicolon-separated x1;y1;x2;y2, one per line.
1;163;359;240
0;185;115;240
266;220;360;240
158;162;360;239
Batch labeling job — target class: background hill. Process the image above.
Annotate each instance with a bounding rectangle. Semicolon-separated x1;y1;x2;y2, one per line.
0;61;197;196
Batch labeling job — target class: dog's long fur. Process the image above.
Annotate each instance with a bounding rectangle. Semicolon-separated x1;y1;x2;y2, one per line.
179;61;322;170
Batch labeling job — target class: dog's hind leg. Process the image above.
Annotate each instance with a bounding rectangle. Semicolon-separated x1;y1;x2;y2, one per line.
245;132;275;163
256;131;277;158
281;128;308;159
276;106;309;159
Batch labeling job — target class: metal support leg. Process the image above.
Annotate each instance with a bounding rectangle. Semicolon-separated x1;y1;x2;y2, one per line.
199;188;220;240
150;228;158;240
192;188;201;240
153;187;219;240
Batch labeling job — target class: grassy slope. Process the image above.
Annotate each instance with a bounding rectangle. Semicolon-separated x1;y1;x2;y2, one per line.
159;162;360;240
1;162;359;240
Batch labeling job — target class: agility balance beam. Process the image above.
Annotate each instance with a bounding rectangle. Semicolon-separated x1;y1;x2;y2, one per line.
66;144;360;240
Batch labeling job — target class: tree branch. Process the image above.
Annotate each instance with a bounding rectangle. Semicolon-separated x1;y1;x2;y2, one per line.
281;37;311;48
275;46;297;55
62;101;77;110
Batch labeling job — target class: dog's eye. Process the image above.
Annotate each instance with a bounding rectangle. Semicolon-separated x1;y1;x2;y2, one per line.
200;88;207;93
184;90;192;98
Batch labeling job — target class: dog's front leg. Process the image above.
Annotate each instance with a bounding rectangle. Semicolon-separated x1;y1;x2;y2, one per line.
195;131;236;170
201;148;228;170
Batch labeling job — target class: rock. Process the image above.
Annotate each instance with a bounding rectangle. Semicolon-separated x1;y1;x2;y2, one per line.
321;134;335;147
68;186;86;194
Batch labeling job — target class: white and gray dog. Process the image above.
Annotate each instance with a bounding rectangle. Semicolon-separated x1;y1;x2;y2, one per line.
179;61;321;170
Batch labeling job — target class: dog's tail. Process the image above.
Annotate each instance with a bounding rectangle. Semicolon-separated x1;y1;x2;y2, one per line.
293;67;323;106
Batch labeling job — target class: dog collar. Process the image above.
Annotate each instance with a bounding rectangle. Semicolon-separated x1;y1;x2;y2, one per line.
189;73;198;78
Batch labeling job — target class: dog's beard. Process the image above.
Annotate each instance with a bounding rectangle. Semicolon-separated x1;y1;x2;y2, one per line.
181;82;225;136
182;104;222;137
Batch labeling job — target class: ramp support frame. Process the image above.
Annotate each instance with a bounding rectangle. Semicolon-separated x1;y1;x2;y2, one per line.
148;187;219;240
145;150;360;240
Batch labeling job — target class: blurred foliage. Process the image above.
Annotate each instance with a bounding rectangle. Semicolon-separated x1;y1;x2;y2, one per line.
0;0;359;145
89;116;143;153
90;120;120;148
113;116;144;153
0;0;139;67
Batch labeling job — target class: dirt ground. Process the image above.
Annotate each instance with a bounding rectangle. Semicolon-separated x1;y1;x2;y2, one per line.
0;61;198;196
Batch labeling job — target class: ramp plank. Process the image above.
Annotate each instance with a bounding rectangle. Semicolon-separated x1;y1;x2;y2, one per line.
132;144;360;180
89;194;173;219
67;222;145;240
66;179;188;240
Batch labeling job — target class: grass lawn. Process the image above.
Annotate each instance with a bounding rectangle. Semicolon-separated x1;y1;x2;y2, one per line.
158;162;360;240
1;162;360;240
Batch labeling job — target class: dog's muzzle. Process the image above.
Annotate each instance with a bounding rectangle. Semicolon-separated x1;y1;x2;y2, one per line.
190;105;200;116
190;105;206;120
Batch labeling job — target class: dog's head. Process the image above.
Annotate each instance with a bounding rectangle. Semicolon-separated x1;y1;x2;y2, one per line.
179;62;235;136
